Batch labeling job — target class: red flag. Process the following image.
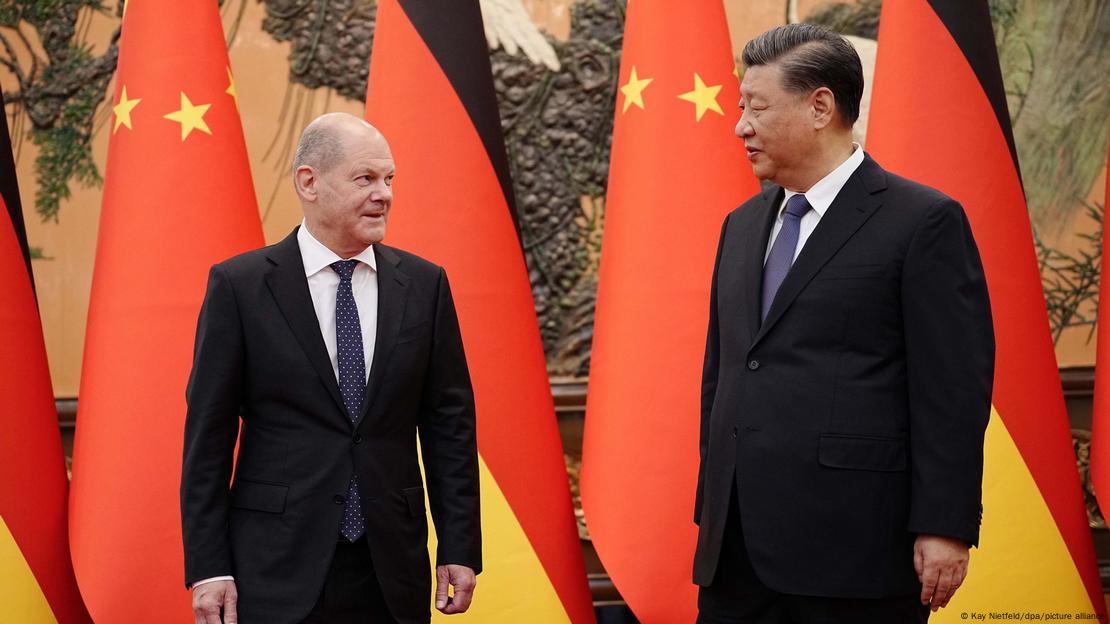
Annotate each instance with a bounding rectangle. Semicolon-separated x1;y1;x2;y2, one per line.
365;0;594;621
868;0;1104;618
67;0;264;619
579;1;760;621
0;88;91;623
1090;133;1110;537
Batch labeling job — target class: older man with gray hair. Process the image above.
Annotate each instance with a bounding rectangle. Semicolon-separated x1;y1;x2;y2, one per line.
182;113;481;624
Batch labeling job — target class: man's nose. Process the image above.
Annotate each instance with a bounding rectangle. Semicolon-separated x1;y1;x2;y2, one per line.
735;116;753;138
371;184;392;202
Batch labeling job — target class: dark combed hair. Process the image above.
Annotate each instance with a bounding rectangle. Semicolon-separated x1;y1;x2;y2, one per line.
741;23;864;126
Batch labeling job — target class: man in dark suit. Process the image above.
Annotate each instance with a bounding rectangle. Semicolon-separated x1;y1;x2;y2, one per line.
694;24;994;624
182;112;481;624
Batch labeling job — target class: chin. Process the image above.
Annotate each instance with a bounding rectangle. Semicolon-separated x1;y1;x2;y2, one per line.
750;163;773;181
364;227;386;245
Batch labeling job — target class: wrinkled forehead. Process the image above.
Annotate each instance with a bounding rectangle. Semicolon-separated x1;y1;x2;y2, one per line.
740;64;781;98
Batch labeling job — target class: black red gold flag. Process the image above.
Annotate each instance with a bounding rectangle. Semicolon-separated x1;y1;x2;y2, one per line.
365;1;595;621
0;86;91;624
868;0;1104;618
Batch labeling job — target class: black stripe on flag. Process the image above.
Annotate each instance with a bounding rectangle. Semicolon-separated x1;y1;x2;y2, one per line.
927;0;1023;187
395;0;522;240
0;88;33;283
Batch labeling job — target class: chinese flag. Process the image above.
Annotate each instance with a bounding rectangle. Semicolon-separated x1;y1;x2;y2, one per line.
868;0;1104;620
365;0;594;622
0;89;91;623
579;0;760;621
1091;134;1110;541
67;0;263;620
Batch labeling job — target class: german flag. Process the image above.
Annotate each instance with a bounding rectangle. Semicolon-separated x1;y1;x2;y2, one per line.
868;1;1105;619
579;1;761;621
364;1;594;621
0;88;91;623
67;0;264;620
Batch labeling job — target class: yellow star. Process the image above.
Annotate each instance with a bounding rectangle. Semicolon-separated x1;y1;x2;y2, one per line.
677;72;724;121
226;67;238;108
163;92;212;141
733;66;741;80
112;85;141;134
620;66;653;114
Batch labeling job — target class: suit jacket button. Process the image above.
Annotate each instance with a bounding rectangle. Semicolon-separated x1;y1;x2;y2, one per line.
732;426;738;438
353;434;363;444
747;359;760;370
334;495;346;505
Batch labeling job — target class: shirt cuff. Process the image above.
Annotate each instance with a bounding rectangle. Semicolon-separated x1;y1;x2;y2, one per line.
192;576;234;588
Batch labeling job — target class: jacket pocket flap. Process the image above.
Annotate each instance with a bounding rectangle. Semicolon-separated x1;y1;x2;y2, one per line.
402;486;425;518
818;434;907;472
817;264;884;280
397;321;430;344
231;480;289;513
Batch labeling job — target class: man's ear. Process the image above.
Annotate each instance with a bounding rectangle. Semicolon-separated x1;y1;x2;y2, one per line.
294;165;317;201
811;86;836;130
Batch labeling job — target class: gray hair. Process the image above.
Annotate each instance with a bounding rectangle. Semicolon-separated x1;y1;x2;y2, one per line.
742;23;863;126
292;119;345;175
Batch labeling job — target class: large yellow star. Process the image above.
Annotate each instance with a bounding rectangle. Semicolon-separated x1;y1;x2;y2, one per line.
677;72;724;121
226;67;238;108
112;86;141;134
163;92;212;141
620;66;653;114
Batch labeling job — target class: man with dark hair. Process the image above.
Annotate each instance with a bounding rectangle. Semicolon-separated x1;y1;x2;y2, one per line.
182;113;481;624
694;23;993;623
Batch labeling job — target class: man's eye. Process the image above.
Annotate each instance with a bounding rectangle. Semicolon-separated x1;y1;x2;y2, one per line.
385;177;394;186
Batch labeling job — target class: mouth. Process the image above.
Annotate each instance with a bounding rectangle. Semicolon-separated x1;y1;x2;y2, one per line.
745;146;762;160
360;211;386;221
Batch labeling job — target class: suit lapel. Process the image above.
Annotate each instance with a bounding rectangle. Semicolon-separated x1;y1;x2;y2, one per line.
359;244;409;424
264;229;347;418
753;156;886;347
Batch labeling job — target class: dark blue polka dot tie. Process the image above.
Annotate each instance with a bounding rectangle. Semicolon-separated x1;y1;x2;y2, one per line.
332;259;367;542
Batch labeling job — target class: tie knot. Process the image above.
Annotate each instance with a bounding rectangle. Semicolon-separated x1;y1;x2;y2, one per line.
784;194;811;219
330;259;359;281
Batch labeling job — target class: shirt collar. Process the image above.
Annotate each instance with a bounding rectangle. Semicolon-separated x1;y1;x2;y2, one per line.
297;220;378;277
780;144;865;219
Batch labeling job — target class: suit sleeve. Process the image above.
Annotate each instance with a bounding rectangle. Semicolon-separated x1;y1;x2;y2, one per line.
696;214;730;526
180;264;244;587
902;198;994;546
418;267;482;572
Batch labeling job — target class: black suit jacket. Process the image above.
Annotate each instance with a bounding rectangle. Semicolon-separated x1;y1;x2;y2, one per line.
181;229;481;624
693;155;994;598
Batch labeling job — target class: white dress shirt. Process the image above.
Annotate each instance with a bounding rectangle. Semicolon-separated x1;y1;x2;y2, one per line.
297;221;379;382
192;222;379;590
764;144;865;264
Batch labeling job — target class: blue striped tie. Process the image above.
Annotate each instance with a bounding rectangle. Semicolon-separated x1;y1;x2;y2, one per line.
332;259;367;542
761;194;811;321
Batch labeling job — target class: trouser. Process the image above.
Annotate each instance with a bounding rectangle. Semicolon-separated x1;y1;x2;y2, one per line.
302;536;399;624
697;486;929;624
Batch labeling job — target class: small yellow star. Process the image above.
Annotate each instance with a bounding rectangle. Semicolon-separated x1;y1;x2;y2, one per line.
677;72;724;121
163;92;212;141
112;86;141;134
620;66;653;114
733;66;741;80
226;67;238;108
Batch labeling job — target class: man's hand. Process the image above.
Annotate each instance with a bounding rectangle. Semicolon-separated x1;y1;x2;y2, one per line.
435;564;477;615
192;580;238;624
914;534;969;611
